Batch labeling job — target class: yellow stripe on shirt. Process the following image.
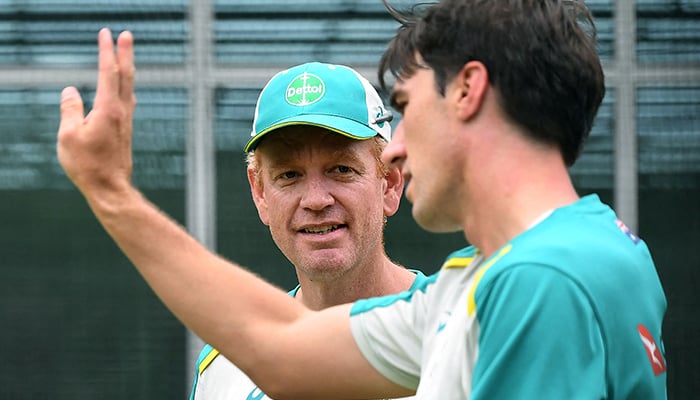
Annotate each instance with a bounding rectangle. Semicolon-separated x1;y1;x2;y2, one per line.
198;348;221;375
467;244;512;316
442;256;475;269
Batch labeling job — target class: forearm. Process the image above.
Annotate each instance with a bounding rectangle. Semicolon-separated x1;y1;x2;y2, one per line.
84;184;305;363
85;187;406;399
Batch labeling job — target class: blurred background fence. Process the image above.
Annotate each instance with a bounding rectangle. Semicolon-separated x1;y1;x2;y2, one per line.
0;0;698;398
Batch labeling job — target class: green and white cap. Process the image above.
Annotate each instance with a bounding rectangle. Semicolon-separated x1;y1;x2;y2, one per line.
244;62;392;152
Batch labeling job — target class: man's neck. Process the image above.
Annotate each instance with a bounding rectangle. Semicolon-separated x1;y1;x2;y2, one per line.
463;141;580;259
294;260;416;310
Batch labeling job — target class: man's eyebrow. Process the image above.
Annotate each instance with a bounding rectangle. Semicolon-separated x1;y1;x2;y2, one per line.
389;90;403;111
321;145;368;172
262;148;299;169
328;146;361;163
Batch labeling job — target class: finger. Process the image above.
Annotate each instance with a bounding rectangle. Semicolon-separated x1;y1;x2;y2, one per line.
58;86;85;138
94;27;119;109
116;31;136;103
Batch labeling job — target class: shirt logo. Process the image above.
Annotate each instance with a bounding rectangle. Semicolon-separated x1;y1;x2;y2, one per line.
637;324;666;376
437;310;452;333
286;72;325;106
616;219;640;244
246;386;266;400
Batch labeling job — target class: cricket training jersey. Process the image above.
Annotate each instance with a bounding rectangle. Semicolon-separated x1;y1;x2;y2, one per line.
190;272;429;400
350;195;667;399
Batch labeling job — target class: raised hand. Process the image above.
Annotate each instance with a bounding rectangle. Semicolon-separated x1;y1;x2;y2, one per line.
57;28;136;200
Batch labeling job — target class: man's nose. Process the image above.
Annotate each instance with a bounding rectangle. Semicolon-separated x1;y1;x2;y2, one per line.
381;121;406;168
299;176;335;210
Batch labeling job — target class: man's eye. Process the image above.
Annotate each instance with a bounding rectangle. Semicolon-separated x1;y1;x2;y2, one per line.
391;99;406;115
333;166;353;174
278;171;298;180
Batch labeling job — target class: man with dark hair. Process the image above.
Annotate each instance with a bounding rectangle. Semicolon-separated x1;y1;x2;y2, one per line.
57;1;667;398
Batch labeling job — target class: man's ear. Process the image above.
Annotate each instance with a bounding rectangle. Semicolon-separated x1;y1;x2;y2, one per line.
383;164;404;217
247;166;270;226
453;60;489;121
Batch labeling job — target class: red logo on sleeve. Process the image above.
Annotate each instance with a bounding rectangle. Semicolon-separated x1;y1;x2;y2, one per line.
637;324;666;376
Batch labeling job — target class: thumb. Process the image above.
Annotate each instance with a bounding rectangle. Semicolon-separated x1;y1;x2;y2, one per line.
58;86;85;136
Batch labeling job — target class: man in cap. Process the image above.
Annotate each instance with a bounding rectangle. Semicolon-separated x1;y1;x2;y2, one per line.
189;62;424;399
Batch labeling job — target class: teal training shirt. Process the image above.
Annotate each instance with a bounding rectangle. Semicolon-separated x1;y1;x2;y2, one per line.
350;195;667;399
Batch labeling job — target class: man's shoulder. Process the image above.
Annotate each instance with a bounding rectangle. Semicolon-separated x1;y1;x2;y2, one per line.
194;352;270;399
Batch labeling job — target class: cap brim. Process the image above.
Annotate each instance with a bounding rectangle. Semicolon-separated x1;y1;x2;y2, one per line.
244;114;379;152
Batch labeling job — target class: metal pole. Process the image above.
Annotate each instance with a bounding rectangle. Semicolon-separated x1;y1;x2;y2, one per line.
185;0;215;394
613;0;639;232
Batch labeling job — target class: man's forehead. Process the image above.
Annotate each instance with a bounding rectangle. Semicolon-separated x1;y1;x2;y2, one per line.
259;141;366;172
256;127;369;158
259;127;356;146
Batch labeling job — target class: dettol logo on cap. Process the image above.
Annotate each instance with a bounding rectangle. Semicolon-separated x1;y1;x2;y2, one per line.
285;72;325;106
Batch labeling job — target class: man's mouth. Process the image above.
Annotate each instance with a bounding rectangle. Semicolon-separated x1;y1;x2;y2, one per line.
302;225;342;234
